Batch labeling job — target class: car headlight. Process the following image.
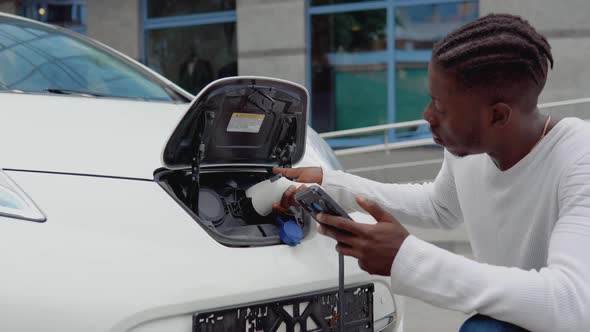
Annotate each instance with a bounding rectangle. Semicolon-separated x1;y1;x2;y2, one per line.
0;170;46;222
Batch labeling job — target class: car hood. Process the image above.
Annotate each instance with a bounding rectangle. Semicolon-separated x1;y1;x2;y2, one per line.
0;92;186;179
0;170;396;332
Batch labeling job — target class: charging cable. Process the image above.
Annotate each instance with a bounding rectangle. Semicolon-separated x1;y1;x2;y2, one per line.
338;252;345;331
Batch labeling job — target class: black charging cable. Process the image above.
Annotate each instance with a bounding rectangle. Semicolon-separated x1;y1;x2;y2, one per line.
338;252;345;331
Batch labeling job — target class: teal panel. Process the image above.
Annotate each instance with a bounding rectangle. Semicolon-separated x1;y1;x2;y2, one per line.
335;69;388;130
395;66;429;122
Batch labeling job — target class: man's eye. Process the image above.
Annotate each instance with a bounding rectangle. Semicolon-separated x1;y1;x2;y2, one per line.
433;100;445;114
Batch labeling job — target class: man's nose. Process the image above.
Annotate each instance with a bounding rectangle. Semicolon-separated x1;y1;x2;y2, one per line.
423;104;437;126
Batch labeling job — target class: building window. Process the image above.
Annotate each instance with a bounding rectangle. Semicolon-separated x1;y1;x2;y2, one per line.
18;0;87;34
146;23;236;95
312;0;380;5
395;2;479;51
310;9;387;133
309;0;478;147
143;0;237;95
147;0;235;18
394;2;477;135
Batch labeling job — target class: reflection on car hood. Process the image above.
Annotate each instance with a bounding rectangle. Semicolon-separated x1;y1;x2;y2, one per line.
0;93;186;179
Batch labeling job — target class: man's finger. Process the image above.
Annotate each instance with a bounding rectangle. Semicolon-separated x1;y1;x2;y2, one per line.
357;259;368;272
280;185;297;209
317;213;366;235
335;243;361;259
292;185;308;205
286;185;308;207
272;202;288;214
272;167;299;180
355;195;393;223
320;225;360;246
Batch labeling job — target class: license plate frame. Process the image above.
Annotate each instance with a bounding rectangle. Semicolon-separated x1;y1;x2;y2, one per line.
193;283;374;332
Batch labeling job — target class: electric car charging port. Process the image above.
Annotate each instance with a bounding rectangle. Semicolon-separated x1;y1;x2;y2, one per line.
156;168;310;247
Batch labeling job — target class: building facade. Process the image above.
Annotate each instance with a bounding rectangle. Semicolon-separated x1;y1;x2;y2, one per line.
2;0;589;146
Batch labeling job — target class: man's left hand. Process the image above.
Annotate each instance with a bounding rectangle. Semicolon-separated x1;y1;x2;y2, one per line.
316;195;409;276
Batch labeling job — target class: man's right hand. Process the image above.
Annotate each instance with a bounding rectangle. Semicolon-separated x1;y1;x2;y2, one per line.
271;167;323;213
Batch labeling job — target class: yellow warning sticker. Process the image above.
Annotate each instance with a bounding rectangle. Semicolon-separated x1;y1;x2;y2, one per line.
226;113;265;133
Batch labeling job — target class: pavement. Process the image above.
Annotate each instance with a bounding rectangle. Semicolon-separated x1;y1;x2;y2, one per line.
403;296;469;332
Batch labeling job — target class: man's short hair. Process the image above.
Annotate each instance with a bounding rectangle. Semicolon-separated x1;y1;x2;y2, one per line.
432;13;554;94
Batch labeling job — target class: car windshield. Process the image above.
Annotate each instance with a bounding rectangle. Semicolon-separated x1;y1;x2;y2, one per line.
0;16;181;101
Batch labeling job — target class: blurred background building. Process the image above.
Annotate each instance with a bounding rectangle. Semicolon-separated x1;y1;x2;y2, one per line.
1;0;589;149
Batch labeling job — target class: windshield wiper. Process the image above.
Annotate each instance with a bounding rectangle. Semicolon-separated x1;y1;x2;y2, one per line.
43;88;105;98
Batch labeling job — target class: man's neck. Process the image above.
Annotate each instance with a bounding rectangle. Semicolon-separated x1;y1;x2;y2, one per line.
488;112;552;171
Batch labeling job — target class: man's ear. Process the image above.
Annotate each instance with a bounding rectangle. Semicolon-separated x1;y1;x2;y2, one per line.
489;103;512;128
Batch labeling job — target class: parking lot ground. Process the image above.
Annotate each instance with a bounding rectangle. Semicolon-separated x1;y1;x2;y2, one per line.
403;296;469;332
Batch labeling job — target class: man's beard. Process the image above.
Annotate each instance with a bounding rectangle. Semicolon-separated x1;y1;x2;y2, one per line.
448;128;482;158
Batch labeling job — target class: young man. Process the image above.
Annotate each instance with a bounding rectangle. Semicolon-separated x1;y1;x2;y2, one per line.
274;14;590;332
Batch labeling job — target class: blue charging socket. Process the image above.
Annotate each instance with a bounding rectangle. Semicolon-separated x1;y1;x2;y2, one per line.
276;217;303;246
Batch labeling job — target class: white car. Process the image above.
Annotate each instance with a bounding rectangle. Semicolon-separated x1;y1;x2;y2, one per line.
0;13;402;332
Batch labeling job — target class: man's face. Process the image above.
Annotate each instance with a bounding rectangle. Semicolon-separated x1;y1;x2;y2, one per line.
423;62;490;157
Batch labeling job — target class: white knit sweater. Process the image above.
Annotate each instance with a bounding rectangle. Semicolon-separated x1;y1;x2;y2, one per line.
322;118;590;331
